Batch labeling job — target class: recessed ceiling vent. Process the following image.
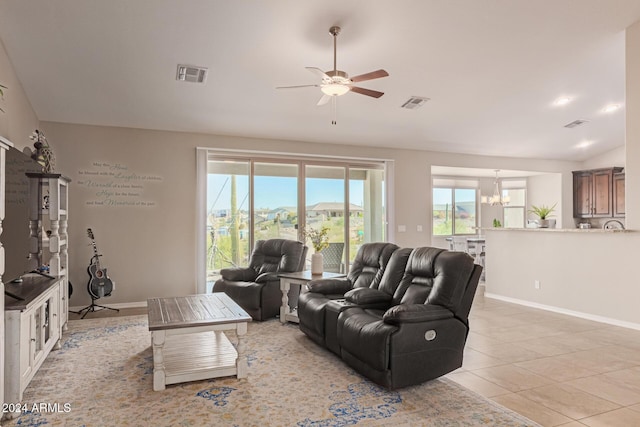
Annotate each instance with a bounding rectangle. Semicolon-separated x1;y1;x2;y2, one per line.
401;96;430;110
564;119;589;129
176;64;208;84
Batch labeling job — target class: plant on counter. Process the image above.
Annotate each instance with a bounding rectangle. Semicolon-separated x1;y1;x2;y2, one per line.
528;203;556;220
492;218;502;227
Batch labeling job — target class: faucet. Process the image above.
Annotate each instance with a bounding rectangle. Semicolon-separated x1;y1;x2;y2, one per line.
603;219;625;230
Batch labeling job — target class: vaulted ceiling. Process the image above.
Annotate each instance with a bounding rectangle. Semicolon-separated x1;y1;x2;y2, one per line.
1;0;639;161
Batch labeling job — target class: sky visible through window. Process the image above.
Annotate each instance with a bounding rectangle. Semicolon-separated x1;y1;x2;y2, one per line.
208;175;364;211
433;187;476;205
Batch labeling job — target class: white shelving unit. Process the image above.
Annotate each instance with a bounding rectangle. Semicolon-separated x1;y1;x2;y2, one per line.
1;171;71;420
26;173;70;334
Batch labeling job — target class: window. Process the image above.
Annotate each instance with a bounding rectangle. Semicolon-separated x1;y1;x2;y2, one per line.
432;179;478;236
502;188;526;228
197;150;387;293
502;180;526;228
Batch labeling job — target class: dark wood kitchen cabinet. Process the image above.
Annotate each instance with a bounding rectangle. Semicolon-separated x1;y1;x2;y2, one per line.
573;167;623;218
613;171;625;217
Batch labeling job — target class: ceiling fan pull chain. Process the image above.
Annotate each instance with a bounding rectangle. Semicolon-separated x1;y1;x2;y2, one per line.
332;96;337;125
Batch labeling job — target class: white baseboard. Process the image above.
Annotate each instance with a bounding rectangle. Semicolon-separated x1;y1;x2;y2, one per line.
69;300;147;311
484;292;640;331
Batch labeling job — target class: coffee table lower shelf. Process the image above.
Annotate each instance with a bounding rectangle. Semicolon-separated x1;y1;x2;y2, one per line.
147;293;251;391
160;331;239;387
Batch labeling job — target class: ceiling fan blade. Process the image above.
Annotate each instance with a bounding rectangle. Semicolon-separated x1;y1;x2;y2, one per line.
306;67;331;80
276;84;319;89
317;94;332;106
350;69;389;83
350;86;384;98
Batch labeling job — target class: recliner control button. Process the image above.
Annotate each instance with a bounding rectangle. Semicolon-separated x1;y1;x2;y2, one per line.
425;330;437;341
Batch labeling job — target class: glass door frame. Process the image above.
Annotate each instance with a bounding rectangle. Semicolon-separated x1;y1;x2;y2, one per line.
197;148;389;293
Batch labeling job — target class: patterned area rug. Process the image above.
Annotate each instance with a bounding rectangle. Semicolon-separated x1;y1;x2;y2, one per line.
6;316;539;426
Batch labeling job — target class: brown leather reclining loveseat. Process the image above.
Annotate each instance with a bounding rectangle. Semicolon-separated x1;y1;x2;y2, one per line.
297;245;482;389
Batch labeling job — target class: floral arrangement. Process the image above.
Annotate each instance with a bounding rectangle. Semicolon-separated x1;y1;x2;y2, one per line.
303;226;329;252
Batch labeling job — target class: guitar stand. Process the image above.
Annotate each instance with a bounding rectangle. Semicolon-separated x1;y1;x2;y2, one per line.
71;297;119;319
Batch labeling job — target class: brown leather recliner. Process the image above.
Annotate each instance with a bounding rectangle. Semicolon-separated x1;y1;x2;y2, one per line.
297;242;399;347
337;247;482;389
212;239;307;321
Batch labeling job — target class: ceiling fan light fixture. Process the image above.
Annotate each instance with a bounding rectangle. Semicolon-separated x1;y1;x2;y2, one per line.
321;84;350;96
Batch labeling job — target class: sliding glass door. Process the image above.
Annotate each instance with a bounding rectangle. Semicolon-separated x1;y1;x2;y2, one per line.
349;167;385;262
206;159;250;285
305;165;346;271
202;153;387;290
254;162;299;241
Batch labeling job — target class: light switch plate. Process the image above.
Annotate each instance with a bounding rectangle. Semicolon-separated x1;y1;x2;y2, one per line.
398;225;406;232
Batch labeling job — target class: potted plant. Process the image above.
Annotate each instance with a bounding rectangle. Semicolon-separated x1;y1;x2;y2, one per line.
303;226;329;275
528;203;556;228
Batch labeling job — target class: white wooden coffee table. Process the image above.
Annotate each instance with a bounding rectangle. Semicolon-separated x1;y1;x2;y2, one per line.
147;293;251;391
279;270;346;323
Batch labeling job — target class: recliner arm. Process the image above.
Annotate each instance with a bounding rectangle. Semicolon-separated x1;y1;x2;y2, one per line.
306;278;353;295
345;287;392;305
255;272;279;283
383;304;454;325
219;267;258;282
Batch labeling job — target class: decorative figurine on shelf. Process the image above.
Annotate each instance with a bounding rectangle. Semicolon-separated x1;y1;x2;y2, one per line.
43;191;50;210
29;129;56;173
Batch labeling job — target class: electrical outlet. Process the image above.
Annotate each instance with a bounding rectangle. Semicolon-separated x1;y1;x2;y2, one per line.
398;225;406;232
417;225;423;232
534;280;540;290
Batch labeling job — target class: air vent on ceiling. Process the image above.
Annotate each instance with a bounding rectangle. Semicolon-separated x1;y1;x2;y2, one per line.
176;64;208;84
564;119;589;129
401;96;430;110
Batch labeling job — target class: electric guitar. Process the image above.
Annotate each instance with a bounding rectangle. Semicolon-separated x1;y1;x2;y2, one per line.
87;228;114;299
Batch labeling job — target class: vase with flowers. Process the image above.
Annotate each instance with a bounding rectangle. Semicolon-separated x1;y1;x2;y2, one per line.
304;226;329;275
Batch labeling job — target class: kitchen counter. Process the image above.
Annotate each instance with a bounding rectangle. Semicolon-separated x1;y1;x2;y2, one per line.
484;227;640;328
482;227;634;233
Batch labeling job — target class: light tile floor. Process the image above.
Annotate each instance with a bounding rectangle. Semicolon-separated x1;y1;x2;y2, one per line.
70;287;640;426
447;286;640;426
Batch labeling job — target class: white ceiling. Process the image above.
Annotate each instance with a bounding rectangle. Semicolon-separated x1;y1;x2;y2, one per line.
431;166;547;179
1;0;639;161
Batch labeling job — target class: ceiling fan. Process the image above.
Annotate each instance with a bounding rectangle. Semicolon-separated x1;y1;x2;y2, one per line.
277;26;389;124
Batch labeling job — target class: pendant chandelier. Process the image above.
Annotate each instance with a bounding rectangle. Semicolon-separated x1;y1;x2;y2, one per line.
482;170;510;206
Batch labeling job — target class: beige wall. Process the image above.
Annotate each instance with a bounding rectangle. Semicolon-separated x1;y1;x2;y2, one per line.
39;121;579;307
581;146;625;170
485;229;640;326
527;173;563;226
626;21;640;229
0;37;38;148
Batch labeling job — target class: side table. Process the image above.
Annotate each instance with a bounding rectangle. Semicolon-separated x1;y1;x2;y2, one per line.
279;270;346;324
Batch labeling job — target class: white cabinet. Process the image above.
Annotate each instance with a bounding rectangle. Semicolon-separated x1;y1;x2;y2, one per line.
0;137;13;418
4;277;61;416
